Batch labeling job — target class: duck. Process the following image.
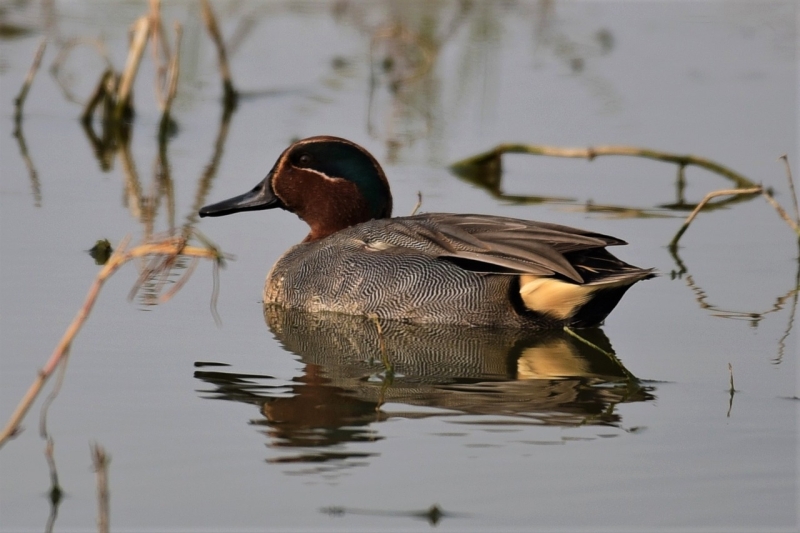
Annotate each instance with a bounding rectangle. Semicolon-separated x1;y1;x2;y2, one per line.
199;136;654;328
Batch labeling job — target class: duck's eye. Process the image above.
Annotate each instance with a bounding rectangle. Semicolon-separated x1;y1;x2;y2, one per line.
298;153;312;166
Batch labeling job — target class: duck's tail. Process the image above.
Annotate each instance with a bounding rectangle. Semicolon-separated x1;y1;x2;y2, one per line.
519;249;655;327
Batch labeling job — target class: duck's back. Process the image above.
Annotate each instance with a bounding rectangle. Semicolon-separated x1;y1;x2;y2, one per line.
264;214;653;328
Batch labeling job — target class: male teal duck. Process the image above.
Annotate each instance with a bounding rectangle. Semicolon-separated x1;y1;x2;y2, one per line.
199;136;654;328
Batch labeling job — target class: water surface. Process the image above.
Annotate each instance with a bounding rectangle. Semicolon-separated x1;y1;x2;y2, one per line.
0;1;797;531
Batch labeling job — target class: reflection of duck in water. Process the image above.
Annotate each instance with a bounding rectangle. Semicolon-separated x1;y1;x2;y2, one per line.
199;136;653;328
195;309;654;463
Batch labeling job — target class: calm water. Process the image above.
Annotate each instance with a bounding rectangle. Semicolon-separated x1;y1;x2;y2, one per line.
1;1;797;531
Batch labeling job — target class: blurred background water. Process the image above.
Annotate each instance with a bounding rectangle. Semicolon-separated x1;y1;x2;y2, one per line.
0;1;797;531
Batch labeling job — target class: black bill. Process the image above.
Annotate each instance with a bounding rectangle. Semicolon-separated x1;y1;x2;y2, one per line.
199;174;281;217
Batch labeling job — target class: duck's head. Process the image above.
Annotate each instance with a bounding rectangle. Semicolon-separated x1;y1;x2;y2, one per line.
199;136;393;241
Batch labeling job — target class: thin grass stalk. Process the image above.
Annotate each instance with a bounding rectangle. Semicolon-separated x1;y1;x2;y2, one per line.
762;189;800;237
12;114;42;207
409;191;422;216
148;0;171;109
14;38;47;128
200;0;237;106
43;436;63;533
164;23;182;111
115;16;151;121
158;22;182;141
779;155;799;225
90;444;110;533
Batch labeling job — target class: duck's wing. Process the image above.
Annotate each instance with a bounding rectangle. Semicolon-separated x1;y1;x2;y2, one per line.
380;214;629;283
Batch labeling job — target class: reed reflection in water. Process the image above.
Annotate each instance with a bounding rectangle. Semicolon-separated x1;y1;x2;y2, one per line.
194;307;654;468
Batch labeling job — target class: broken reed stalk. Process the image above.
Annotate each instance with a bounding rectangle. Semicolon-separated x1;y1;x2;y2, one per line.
762;189;800;237
200;0;238;107
115;16;151;122
409;191;423;216
38;344;71;438
44;436;63;533
563;326;639;383
164;23;182;112
669;187;762;249
90;443;110;533
12;111;43;207
367;314;393;411
368;315;390;371
728;363;735;393
726;363;735;418
0;237;223;448
780;156;799;224
158;22;182;140
148;0;170;108
14;38;47;128
45;437;62;502
81;69;115;124
778;156;799;225
12;43;45;205
451;143;758;189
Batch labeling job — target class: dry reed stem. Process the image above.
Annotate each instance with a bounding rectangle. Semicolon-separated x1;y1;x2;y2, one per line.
156;134;177;226
14;38;47;127
148;0;170;109
0;238;222;448
45;437;58;483
775;264;799;364
779;155;799;225
153;0;172;59
669;187;762;249
164;23;182;113
200;0;237;105
368;315;388;367
91;443;110;533
727;363;735;418
43;436;63;533
39;345;70;438
12;115;42;207
728;363;735;393
158;21;182;140
762;189;800;237
115;16;151;121
451;143;758;189
187;102;236;227
81;69;115;124
120;143;144;222
563;327;639;382
367;314;393;411
409;191;422;216
12;40;45;213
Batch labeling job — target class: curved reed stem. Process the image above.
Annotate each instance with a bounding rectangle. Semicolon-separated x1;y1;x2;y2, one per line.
668;187;762;249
